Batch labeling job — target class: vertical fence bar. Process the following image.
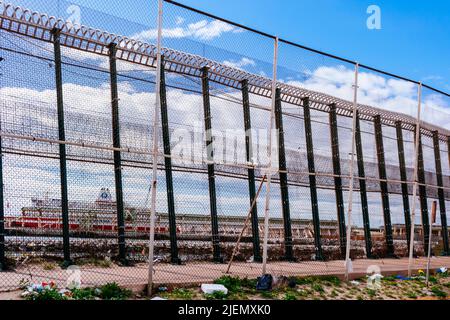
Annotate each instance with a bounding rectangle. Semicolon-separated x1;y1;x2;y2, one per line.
302;97;323;260
241;79;262;262
0;132;5;271
417;132;430;256
262;36;279;275
328;103;346;257
373;115;395;257
408;83;423;276
433;131;449;255
355;112;372;258
395;121;413;255
159;56;180;264
51;28;71;267
274;88;294;261
201;66;223;263
108;43;127;265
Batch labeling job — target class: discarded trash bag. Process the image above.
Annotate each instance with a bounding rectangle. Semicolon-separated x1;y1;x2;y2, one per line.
437;267;448;274
256;274;273;291
201;284;228;295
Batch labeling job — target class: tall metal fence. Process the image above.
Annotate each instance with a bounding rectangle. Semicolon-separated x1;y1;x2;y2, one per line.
0;0;449;291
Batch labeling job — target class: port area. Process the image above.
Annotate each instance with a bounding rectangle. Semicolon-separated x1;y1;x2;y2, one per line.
1;256;449;293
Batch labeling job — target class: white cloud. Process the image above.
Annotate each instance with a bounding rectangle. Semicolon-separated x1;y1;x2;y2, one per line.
131;19;240;41
222;57;256;70
286;65;450;129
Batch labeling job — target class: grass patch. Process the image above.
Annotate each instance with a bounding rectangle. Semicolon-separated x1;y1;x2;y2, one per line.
430;286;447;299
283;292;297;300
98;283;132;300
311;283;325;293
204;291;228;300
24;288;67;301
405;292;417;299
163;288;194;300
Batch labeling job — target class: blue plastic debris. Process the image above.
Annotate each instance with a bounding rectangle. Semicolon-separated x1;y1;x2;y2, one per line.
256;274;273;291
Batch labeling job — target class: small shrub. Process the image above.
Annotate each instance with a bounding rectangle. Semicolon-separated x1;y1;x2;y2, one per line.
169;288;194;300
71;288;97;300
99;283;132;300
204;291;228;300
214;276;243;293
428;276;438;284
311;283;324;293
430;286;447;299
366;289;377;298
25;288;67;301
321;276;341;287
406;292;417;299
283;292;297;300
260;290;276;299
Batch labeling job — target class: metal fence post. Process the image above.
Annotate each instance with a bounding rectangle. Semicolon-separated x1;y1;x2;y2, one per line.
302;97;323;261
417;132;430;256
148;0;163;295
159;56;180;264
355;112;372;258
241;79;262;262
408;83;423;276
51;28;71;267
201;66;223;263
108;43;127;265
0;132;5;271
274;88;294;261
395;121;413;255
432;131;449;255
344;63;359;279
262;36;279;275
328;103;347;257
373;115;395;257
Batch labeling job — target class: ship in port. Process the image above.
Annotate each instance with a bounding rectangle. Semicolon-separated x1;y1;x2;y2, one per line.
4;188;174;236
5;188;441;242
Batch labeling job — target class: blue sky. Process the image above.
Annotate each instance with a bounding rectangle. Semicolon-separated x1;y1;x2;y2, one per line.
12;0;450;92
171;0;450;92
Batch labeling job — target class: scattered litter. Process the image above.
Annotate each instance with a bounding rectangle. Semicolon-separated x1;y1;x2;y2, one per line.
418;269;425;276
437;267;448;274
158;286;168;292
368;273;383;282
395;275;410;281
350;280;360;286
256;274;273;291
272;276;290;289
151;297;167;300
21;281;58;298
201;284;228;295
288;278;297;289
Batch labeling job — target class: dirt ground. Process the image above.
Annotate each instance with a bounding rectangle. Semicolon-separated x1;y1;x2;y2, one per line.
1;256;449;300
